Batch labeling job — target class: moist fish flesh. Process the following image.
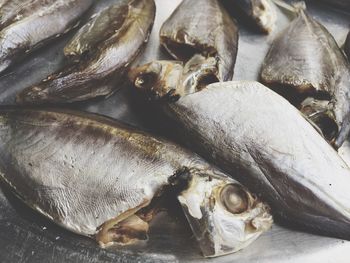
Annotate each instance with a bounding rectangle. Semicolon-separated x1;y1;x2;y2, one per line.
130;61;350;240
0;0;93;74
0;108;272;258
222;0;277;33
16;0;155;104
160;0;238;81
260;8;350;149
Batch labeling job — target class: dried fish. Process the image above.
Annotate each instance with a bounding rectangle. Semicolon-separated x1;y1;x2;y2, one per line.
16;0;155;104
0;108;272;258
130;60;350;240
260;8;350;148
160;0;238;81
0;0;93;73
222;0;277;33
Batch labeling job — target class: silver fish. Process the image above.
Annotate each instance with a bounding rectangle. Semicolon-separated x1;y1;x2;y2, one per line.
16;0;155;105
222;0;277;33
260;9;350;149
0;0;93;73
159;0;238;81
0;108;272;258
130;60;350;240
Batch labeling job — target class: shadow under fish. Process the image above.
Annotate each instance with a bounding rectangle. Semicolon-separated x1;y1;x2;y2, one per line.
0;108;272;258
260;5;350;149
16;0;155;105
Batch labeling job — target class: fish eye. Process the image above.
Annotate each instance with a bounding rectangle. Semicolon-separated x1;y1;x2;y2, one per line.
135;72;158;89
220;184;249;214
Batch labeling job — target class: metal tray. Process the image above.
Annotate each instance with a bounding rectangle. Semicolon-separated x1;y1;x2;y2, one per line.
1;0;350;262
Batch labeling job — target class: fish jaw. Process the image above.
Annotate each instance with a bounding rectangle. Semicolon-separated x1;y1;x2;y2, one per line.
251;0;277;34
128;56;219;102
178;171;272;258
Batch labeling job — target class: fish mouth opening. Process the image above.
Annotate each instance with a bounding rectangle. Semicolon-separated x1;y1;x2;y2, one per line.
300;97;338;142
161;38;216;63
96;168;192;248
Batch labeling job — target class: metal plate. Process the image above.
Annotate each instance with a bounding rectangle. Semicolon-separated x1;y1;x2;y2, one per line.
1;0;350;262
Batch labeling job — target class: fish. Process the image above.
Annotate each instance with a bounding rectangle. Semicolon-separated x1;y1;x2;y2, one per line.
159;0;238;81
221;0;277;34
16;0;155;105
0;0;93;74
260;8;350;149
345;30;350;59
0;108;272;258
130;60;350;241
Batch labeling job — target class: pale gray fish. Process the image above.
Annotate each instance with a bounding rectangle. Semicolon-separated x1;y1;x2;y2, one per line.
222;0;277;33
0;108;272;258
16;0;155;105
260;8;350;149
0;0;93;74
130;60;350;241
159;0;238;81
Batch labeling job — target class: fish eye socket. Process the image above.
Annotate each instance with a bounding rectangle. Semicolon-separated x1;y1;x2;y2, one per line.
220;184;249;214
135;72;158;89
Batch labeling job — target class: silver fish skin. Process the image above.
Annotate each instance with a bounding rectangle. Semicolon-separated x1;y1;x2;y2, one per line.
0;108;272;258
130;62;350;240
16;0;156;105
260;10;350;149
222;0;277;34
160;0;238;81
0;0;93;73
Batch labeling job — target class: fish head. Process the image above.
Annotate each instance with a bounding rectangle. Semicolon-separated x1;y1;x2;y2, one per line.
129;55;219;102
178;170;272;257
128;60;184;102
300;97;339;145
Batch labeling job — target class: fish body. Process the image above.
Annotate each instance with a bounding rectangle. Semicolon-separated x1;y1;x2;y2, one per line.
16;0;155;104
260;10;350;149
160;0;238;81
222;0;277;33
0;0;93;73
130;62;350;240
0;108;272;258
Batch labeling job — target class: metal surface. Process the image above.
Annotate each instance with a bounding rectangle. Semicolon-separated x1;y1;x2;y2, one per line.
1;0;350;262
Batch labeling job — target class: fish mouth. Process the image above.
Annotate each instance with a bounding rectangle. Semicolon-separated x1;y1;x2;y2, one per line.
300;97;339;143
177;172;272;257
129;55;219;102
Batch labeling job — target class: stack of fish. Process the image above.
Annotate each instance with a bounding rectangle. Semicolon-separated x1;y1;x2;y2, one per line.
1;0;350;259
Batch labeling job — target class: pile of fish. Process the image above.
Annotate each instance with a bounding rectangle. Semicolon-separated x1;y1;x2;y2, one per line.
1;0;350;259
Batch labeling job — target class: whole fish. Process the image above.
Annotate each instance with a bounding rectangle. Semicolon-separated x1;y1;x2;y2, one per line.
260;8;350;149
345;31;350;59
130;60;350;240
16;0;155;105
0;0;93;73
222;0;277;34
0;108;272;258
159;0;238;81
